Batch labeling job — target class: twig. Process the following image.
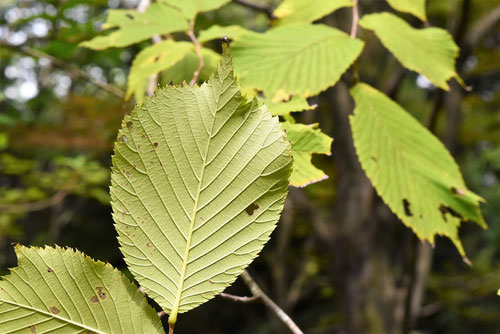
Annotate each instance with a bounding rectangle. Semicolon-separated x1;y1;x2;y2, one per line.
350;0;359;38
0;188;69;213
218;292;260;303
233;0;274;19
241;271;304;334
0;43;125;98
187;20;204;86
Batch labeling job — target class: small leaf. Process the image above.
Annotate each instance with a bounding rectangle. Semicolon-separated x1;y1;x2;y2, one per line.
161;47;221;85
232;24;364;101
281;122;333;187
0;245;164;333
198;25;253;43
274;0;352;26
359;12;459;90
386;0;427;21
111;43;292;325
80;4;188;50
126;40;193;104
158;0;230;19
260;95;316;116
350;83;485;255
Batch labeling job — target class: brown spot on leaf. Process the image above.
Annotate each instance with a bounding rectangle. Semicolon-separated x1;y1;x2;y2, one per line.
47;267;53;273
96;287;106;300
125;13;133;19
146;242;151;247
29;325;36;333
370;156;377;162
245;203;259;216
153;142;158;148
126;121;133;131
154;55;160;62
90;295;99;303
49;306;60;314
403;199;412;217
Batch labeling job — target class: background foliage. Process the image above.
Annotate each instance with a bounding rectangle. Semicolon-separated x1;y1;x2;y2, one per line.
0;0;499;333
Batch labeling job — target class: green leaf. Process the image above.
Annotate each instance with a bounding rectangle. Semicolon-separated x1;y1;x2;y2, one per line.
111;43;292;325
359;12;459;90
281;122;332;187
274;0;352;26
349;83;485;256
198;25;253;43
80;4;188;50
260;95;316;116
158;0;230;19
126;41;193;104
160;47;221;85
232;24;364;101
0;245;163;333
386;0;427;21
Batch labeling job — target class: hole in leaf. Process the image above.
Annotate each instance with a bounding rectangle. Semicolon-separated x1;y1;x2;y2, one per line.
245;203;259;216
402;199;412;217
439;204;463;222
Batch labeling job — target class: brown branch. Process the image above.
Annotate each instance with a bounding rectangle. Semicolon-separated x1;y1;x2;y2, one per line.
241;271;304;334
350;0;359;38
233;0;274;19
218;292;260;303
187;20;204;86
0;42;125;98
0;188;69;213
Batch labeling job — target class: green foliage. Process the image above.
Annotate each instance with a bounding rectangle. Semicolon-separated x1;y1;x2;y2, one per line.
161;48;221;85
232;23;364;100
359;12;460;90
110;44;292;324
259;95;315;116
0;245;163;333
80;4;188;50
273;0;352;26
386;0;427;21
127;41;193;104
281;122;333;187
158;0;231;19
349;83;485;256
198;25;252;43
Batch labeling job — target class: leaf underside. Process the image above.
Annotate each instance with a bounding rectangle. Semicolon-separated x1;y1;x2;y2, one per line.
350;83;485;255
0;245;163;334
111;44;292;322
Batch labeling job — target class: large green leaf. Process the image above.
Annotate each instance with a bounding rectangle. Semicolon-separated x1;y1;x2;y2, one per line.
198;25;253;43
232;24;364;101
80;4;188;50
111;43;292;325
0;245;163;333
386;0;427;21
359;12;459;90
126;41;193;104
158;0;230;19
350;83;485;256
274;0;352;26
160;47;221;85
281;122;332;187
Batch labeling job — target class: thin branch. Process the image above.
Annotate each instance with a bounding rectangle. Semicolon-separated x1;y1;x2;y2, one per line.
0;43;125;98
233;0;274;19
187;20;204;86
241;271;304;334
218;292;260;303
350;0;359;38
0;188;69;213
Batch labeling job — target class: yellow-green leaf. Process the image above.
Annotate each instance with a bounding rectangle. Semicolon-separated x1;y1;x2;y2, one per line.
126;41;193;104
198;25;253;43
111;43;292;325
80;4;188;50
281;121;332;187
260;95;316;116
274;0;352;26
359;12;459;90
232;24;364;101
350;83;485;256
158;0;230;19
386;0;427;21
0;245;163;333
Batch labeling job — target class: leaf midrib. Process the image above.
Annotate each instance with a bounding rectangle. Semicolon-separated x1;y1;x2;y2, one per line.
0;299;106;334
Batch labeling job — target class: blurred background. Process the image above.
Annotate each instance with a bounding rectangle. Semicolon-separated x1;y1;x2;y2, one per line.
0;0;499;333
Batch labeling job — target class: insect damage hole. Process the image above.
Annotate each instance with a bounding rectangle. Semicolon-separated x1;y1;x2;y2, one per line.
245;203;259;216
402;198;413;217
439;204;463;222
